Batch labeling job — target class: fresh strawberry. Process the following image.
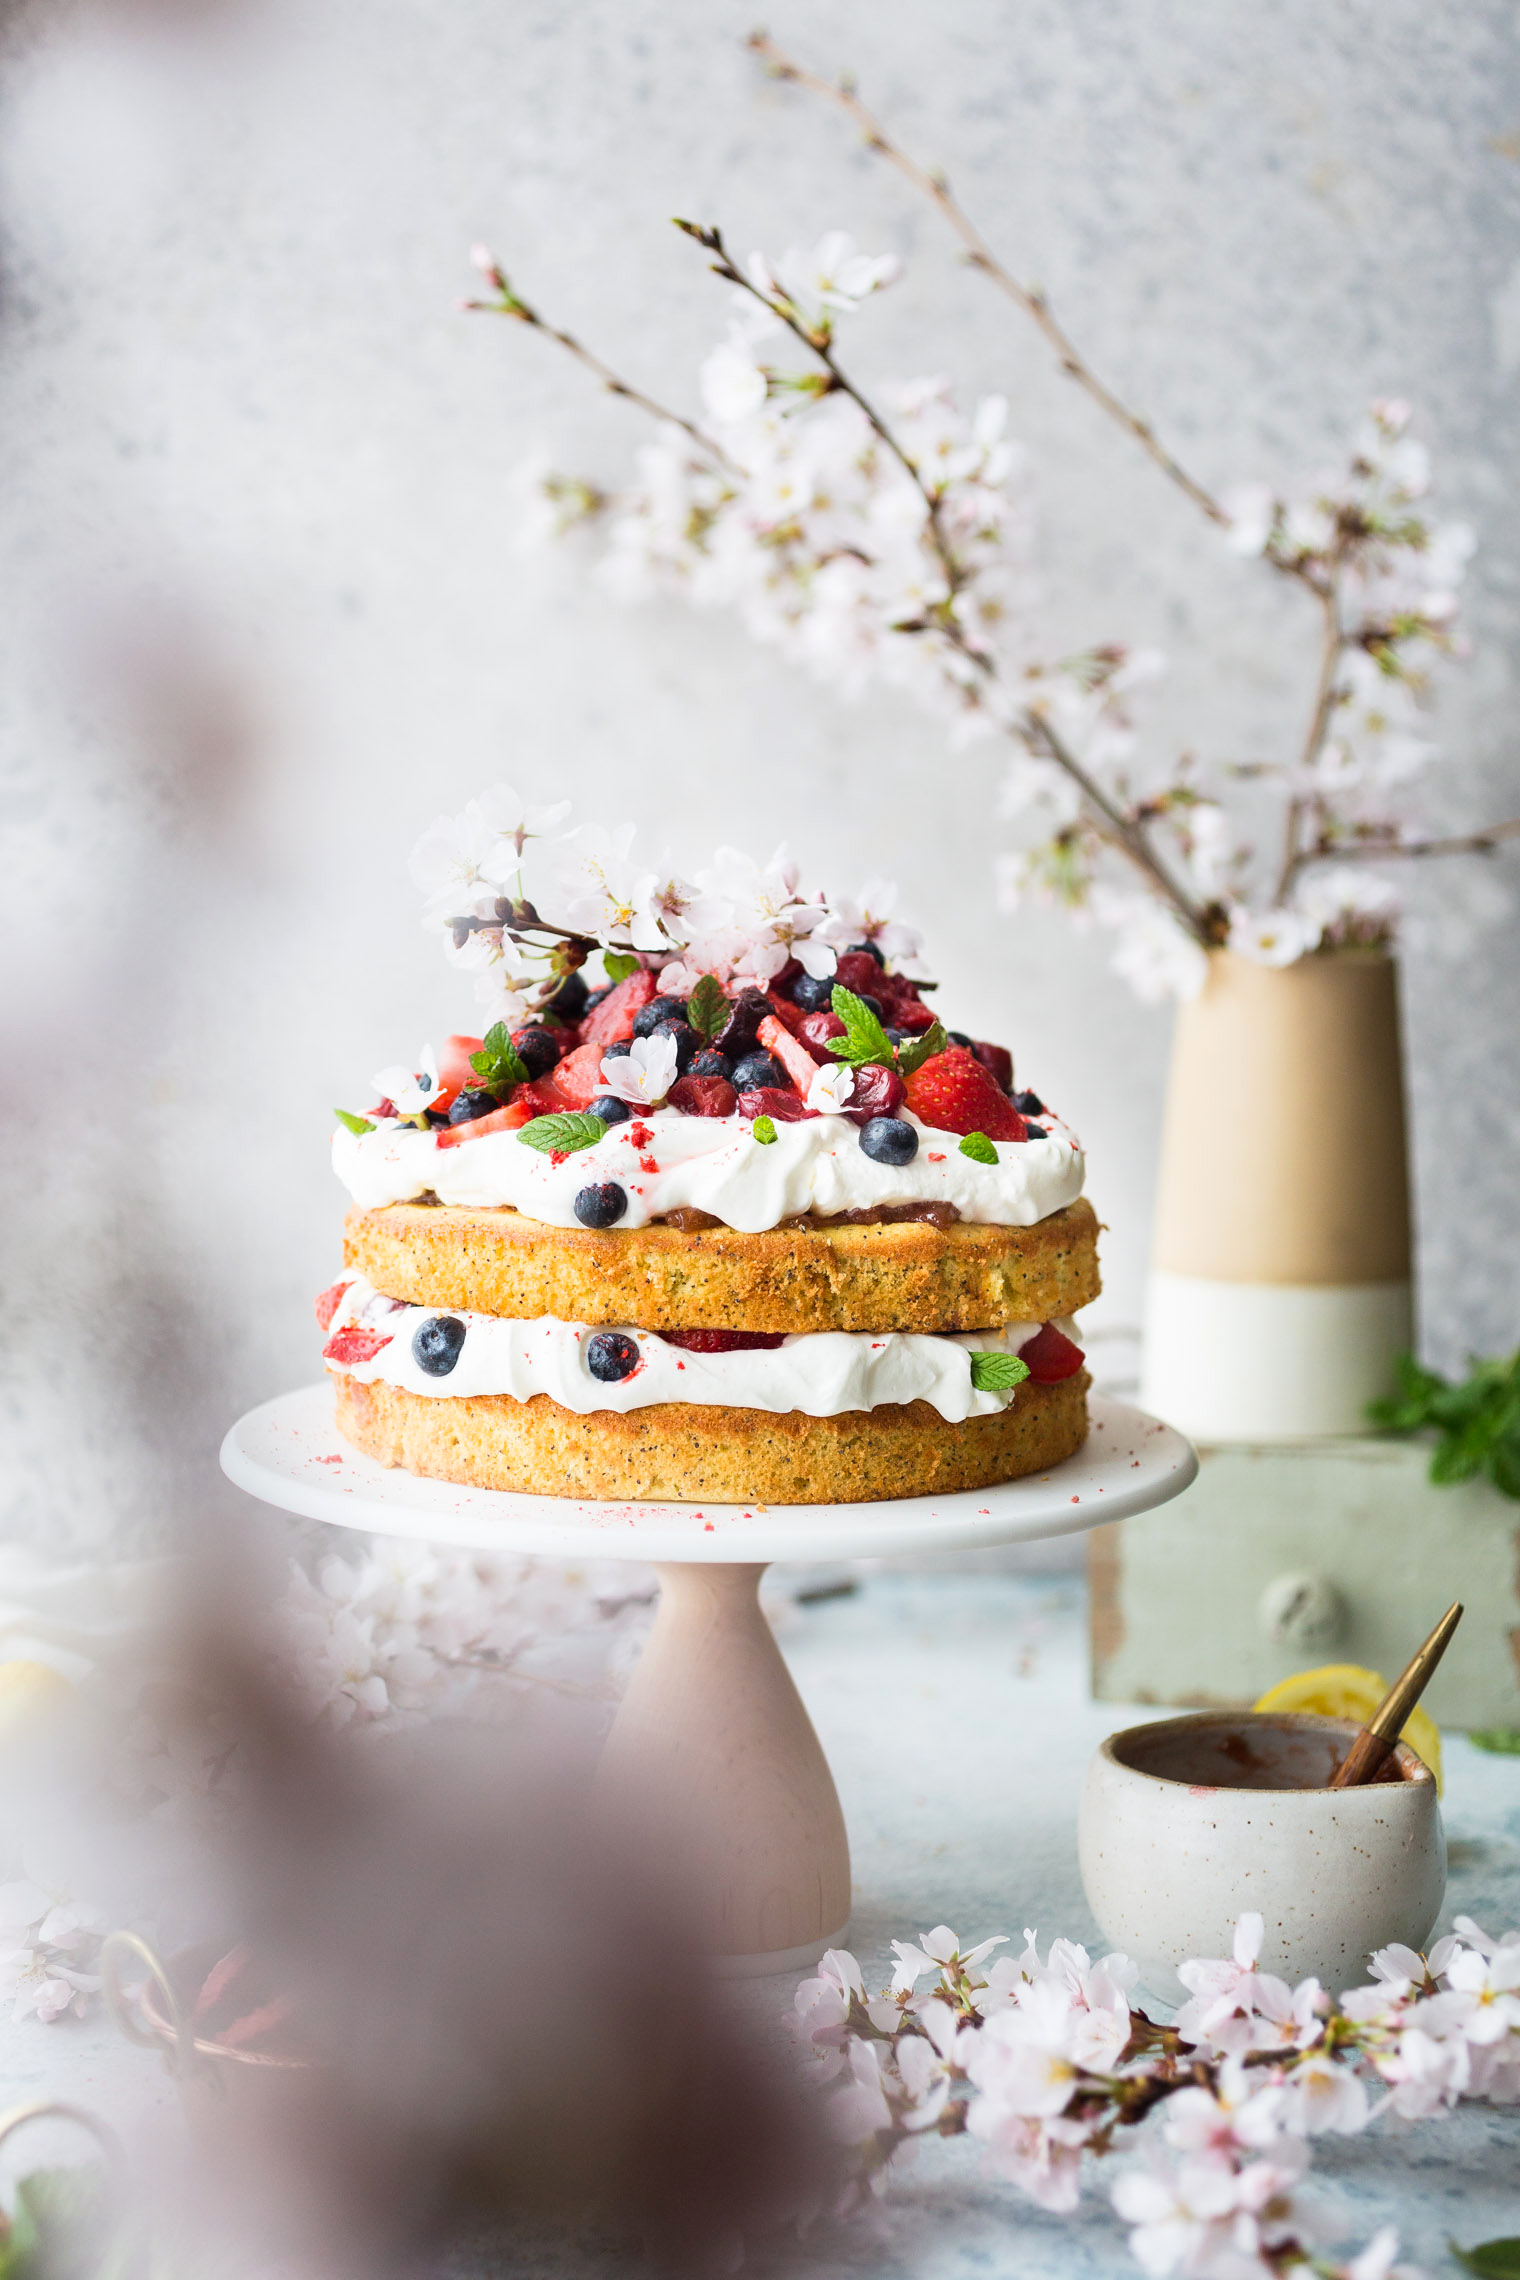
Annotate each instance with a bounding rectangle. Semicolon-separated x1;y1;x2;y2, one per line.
1019;1323;1086;1383
434;1100;534;1147
763;991;810;1038
582;968;659;1046
437;1035;485;1107
551;1041;612;1109
832;950;887;998
314;1278;354;1334
735;1087;817;1123
902;1047;1028;1140
757;1013;822;1094
843;1063;906;1127
661;1329;788;1353
972;1040;1014;1092
517;1077;573;1117
322;1327;393;1365
667;1074;738;1118
798;1009;846;1053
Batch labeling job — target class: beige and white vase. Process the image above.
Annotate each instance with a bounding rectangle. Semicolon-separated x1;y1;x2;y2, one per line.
1140;948;1413;1442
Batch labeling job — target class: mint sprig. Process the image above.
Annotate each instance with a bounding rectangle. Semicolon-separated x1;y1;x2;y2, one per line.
686;973;728;1042
518;1111;608;1155
1368;1347;1520;1499
334;1109;376;1136
752;1115;778;1145
602;949;641;985
959;1130;999;1165
969;1351;1031;1393
826;985;898;1070
895;1020;948;1077
469;1023;530;1095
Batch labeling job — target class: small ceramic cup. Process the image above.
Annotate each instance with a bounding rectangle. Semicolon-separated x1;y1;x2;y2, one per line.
1078;1710;1445;2001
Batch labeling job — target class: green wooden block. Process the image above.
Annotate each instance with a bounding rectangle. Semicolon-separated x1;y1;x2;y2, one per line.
1089;1434;1520;1729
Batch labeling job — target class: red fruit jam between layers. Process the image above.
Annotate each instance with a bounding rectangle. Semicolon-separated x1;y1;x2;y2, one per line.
660;1329;789;1353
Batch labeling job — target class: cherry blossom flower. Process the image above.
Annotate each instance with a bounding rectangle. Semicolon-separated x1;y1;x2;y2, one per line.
805;1063;855;1116
1226;906;1322;968
411;785;570;931
889;1924;1008;1998
555;823;650;944
820;879;924;968
370;1044;442;1120
597;1035;678;1108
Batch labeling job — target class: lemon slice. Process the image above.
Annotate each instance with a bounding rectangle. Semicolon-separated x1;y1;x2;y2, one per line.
0;1658;75;1743
1254;1662;1443;1792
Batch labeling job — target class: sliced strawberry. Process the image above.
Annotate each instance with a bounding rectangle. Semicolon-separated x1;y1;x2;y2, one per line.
798;1009;846;1053
735;1087;817;1123
1019;1323;1086;1383
763;991;810;1038
661;1329;788;1353
552;1041;613;1109
757;1013;822;1094
843;1063;906;1127
902;1047;1027;1141
314;1278;354;1334
437;1035;485;1108
434;1100;533;1147
582;968;659;1046
322;1327;393;1365
667;1074;738;1118
972;1040;1014;1093
516;1077;572;1117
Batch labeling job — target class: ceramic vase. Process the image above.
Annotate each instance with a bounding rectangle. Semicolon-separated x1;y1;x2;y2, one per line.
1140;948;1413;1442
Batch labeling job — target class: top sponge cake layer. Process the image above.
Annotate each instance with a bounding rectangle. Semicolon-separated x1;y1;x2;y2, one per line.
343;1196;1101;1334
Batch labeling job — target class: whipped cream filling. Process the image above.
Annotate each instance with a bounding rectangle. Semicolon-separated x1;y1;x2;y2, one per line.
325;1275;1075;1423
333;1105;1084;1234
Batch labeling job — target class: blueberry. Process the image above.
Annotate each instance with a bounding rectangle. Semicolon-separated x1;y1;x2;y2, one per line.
731;1049;787;1093
588;1094;632;1125
885;1027;913;1049
633;993;687;1038
545;970;589;1021
424;1107;451;1127
1014;1090;1046;1117
1023;1123;1047;1139
858;994;885;1021
652;1016;699;1071
447;1087;500;1126
948;1030;975;1049
849;939;887;967
413;1315;466;1376
574;1181;627;1228
581;984;610;1012
511;1026;561;1079
688;1047;732;1079
790;972;835;1013
860;1117;919;1166
586;1330;640;1382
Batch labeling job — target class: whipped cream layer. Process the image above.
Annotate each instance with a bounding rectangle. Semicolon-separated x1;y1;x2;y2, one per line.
333;1107;1084;1234
326;1275;1073;1422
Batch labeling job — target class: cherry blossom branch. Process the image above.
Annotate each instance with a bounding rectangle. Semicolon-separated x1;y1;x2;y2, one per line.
465;250;735;471
1276;588;1345;901
745;32;1233;538
1291;814;1520;877
1021;710;1218;941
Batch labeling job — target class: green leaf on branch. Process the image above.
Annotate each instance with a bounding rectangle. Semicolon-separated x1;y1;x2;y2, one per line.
334;1109;375;1136
518;1113;607;1155
752;1115;778;1145
894;1021;948;1077
686;974;728;1042
469;1023;530;1094
969;1352;1031;1393
959;1130;999;1165
602;950;641;985
826;986;898;1071
1450;2239;1520;2278
1368;1348;1520;1502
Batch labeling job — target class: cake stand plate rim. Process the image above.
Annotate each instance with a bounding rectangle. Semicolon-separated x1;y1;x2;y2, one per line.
219;1384;1196;1560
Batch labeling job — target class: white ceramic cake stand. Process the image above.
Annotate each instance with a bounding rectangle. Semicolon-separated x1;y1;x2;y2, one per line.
221;1386;1196;1974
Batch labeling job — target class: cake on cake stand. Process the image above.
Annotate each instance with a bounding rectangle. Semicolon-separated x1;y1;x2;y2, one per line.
222;1386;1196;1974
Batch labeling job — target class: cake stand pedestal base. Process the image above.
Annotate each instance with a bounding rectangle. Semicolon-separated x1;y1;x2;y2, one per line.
222;1386;1196;1974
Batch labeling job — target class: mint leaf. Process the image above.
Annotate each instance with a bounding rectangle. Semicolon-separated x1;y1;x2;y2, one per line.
1369;1347;1520;1501
470;1022;530;1094
895;1021;948;1077
969;1351;1031;1393
1451;2240;1520;2279
686;973;728;1042
334;1109;375;1136
1469;1729;1520;1756
602;949;640;985
518;1112;608;1155
752;1115;778;1145
959;1130;999;1165
827;985;897;1070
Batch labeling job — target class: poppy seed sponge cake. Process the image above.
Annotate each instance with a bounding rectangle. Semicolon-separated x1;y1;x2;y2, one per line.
319;795;1103;1505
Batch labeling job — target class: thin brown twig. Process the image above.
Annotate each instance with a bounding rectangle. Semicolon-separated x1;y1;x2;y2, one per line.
1275;587;1345;900
1295;817;1520;872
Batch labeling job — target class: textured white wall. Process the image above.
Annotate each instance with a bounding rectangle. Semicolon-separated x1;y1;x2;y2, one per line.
2;0;1517;1548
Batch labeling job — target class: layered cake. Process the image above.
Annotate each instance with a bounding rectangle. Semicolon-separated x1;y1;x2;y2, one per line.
319;801;1100;1504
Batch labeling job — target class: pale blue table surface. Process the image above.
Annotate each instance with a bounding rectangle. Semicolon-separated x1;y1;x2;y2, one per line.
1;1567;1515;2274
